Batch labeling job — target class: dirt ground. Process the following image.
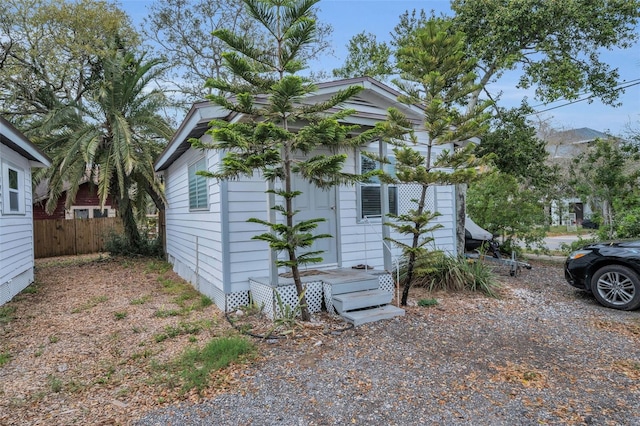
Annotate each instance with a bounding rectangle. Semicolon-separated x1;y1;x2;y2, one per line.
1;255;639;425
0;255;242;425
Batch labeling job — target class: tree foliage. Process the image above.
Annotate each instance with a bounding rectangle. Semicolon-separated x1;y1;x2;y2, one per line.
470;106;559;250
451;0;640;108
2;0;171;252
336;2;639;256
337;1;640;108
332;32;393;81
32;48;173;250
143;0;333;107
0;0;138;122
380;19;491;306
143;0;256;106
475;106;556;188
332;9;432;81
569;138;640;239
195;0;377;321
467;172;547;253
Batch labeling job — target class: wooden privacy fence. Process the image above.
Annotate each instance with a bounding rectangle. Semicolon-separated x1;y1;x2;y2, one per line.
34;217;124;258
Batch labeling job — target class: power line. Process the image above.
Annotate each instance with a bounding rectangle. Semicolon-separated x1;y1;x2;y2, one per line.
529;78;640;109
527;79;640;115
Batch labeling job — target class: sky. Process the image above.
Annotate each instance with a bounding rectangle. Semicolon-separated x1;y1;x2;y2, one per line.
120;0;640;137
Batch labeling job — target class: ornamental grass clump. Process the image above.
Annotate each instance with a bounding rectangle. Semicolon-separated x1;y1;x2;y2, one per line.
408;252;500;297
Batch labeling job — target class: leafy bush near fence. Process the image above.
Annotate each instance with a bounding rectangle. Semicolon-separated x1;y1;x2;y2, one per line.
105;230;163;258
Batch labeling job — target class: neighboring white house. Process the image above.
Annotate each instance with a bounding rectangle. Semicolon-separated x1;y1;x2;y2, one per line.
545;127;614;226
155;77;459;312
0;116;51;306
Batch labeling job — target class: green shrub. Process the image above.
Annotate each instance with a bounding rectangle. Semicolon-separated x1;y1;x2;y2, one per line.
105;230;164;258
559;235;599;255
409;253;500;297
616;207;640;238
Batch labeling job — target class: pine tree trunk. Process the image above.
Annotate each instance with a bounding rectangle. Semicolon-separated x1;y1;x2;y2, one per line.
456;183;467;256
401;185;429;306
290;261;312;322
401;250;417;306
283;139;311;321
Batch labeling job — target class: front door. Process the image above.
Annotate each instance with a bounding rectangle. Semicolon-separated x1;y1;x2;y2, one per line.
292;176;338;265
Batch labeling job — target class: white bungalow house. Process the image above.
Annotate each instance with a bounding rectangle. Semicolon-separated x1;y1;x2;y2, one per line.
155;77;459;324
0;117;51;306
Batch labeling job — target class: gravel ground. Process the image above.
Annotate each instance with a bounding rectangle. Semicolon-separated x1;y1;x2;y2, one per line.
136;260;640;426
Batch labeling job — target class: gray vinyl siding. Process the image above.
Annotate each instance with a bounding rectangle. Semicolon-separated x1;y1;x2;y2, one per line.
164;145;271;296
337;137;457;269
225;179;270;290
0;144;36;305
164;136;457;298
164;147;224;294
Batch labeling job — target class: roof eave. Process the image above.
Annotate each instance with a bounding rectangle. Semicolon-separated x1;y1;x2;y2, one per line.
0;116;52;167
154;102;230;172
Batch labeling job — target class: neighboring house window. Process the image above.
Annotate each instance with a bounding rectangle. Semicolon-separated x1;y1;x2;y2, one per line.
359;153;397;219
93;208;108;218
67;207;114;220
2;162;25;215
74;209;89;219
188;157;208;210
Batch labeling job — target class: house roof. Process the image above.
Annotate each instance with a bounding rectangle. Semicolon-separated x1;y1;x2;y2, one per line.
33;177;90;203
0;116;51;167
545;127;622;159
155;77;426;172
550;127;613;144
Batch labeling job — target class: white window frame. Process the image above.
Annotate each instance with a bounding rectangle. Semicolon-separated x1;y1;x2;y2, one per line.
65;206;116;219
358;153;397;221
2;161;25;215
188;157;208;211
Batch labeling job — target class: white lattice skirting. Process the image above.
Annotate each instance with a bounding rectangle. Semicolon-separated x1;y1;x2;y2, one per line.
250;279;324;319
250;271;394;319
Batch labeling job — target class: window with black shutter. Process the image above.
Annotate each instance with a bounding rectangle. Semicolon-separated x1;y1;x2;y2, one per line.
359;153;397;219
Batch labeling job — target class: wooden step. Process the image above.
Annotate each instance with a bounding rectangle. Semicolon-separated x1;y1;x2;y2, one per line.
332;289;393;314
341;305;405;326
323;277;379;295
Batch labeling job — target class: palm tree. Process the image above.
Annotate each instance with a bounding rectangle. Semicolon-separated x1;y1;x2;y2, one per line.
33;47;173;251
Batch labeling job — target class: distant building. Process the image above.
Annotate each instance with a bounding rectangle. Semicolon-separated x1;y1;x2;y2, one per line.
33;179;117;220
545;127;618;226
546;127;614;159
